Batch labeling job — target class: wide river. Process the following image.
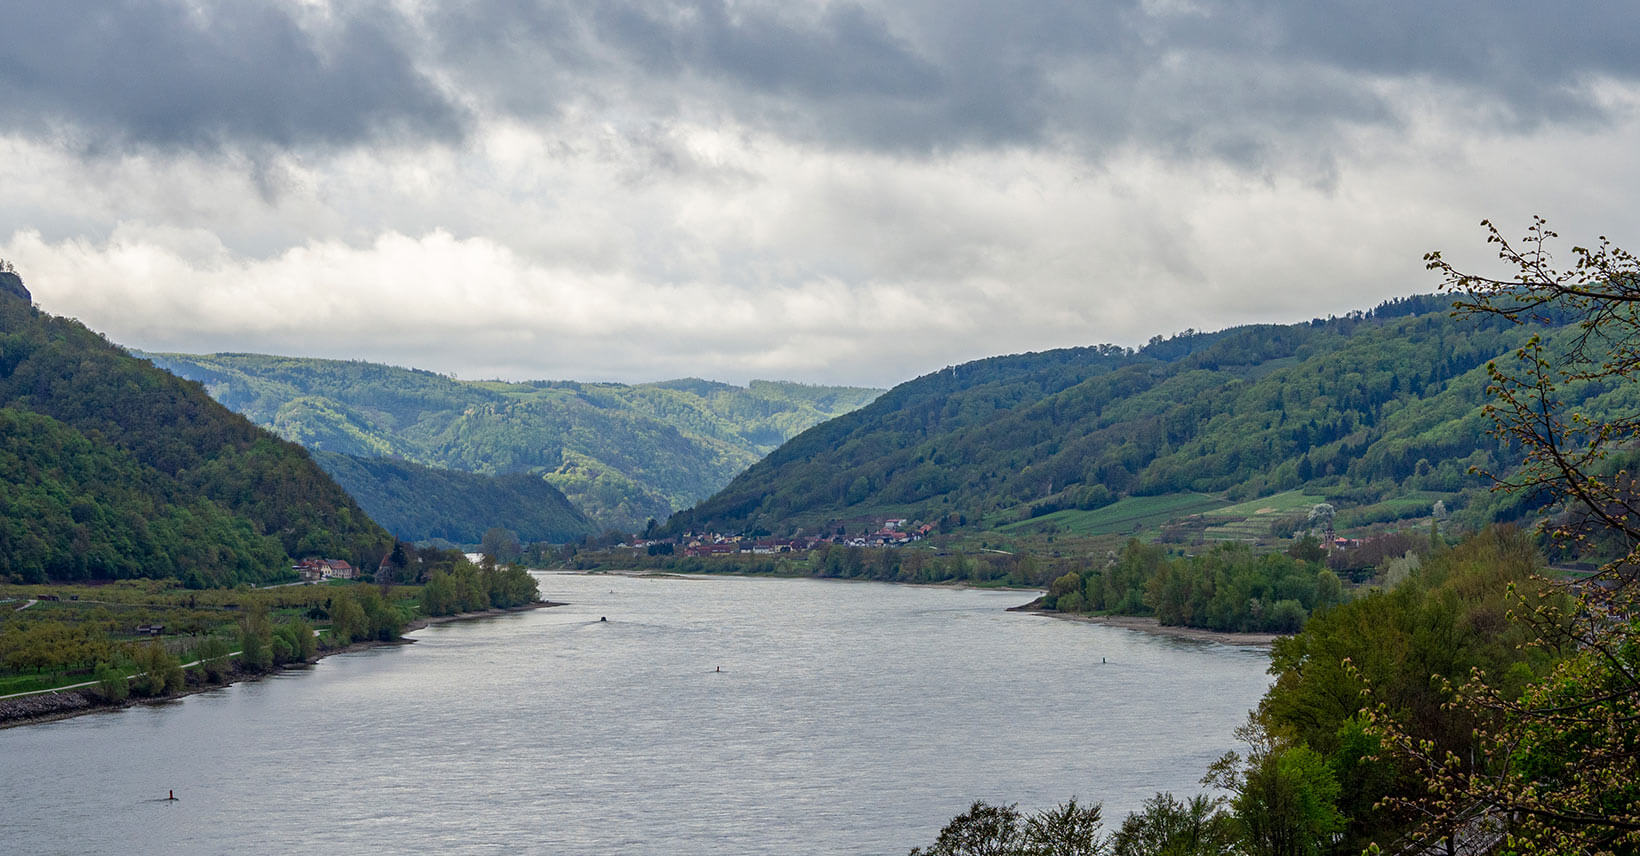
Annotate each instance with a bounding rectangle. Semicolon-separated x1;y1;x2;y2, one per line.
2;573;1271;855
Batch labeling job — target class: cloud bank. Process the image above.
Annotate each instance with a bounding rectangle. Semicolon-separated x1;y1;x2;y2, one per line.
2;1;1638;386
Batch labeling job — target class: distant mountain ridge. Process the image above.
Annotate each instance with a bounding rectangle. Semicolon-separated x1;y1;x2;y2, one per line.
668;295;1620;538
141;352;883;533
0;277;392;585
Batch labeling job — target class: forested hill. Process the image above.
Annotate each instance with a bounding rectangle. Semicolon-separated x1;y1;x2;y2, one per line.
667;295;1617;536
140;352;883;533
311;451;593;544
0;277;393;586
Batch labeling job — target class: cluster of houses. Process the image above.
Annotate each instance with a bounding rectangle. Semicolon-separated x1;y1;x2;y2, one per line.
635;519;938;558
294;558;357;582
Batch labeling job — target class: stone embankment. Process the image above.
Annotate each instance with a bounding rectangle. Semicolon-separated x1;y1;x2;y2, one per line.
0;690;96;725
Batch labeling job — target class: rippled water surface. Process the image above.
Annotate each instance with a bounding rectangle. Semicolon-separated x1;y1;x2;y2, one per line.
1;573;1271;855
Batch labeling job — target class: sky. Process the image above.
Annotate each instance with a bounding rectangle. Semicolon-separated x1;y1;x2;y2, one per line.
3;1;1639;389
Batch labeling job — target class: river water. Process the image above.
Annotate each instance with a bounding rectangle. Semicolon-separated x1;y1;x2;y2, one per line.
1;573;1271;855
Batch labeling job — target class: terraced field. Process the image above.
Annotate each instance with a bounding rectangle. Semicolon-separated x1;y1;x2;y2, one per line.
991;487;1445;551
996;493;1230;537
1200;490;1327;541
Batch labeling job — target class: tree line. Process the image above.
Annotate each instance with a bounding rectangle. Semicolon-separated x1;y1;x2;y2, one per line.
418;561;540;616
1041;540;1348;634
1;548;541;698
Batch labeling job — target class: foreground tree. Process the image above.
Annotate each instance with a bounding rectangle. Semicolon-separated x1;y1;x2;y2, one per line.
910;799;1105;856
1110;793;1236;856
1206;721;1343;856
1257;527;1558;853
1368;219;1640;852
1025;799;1107;856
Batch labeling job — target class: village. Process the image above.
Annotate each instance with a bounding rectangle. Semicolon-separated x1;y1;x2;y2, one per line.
292;557;358;582
631;519;938;558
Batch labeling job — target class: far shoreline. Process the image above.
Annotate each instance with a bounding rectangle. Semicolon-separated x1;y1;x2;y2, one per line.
0;600;565;731
405;599;563;633
543;567;1276;647
547;566;1046;593
1016;607;1281;647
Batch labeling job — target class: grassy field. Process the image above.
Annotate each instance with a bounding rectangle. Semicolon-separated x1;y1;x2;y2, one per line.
1211;490;1329;517
0;671;55;696
1197;490;1327;542
988;487;1451;548
996;493;1230;537
1338;491;1457;529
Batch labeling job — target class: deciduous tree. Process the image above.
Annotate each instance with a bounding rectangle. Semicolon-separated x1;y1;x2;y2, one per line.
1368;219;1640;853
1110;793;1236;856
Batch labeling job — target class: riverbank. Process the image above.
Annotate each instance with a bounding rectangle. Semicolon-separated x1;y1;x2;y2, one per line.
1016;608;1281;647
405;599;562;632
0;600;563;730
553;568;1275;646
557;566;1045;593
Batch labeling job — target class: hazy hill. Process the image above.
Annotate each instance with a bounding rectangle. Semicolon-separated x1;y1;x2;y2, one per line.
0;275;393;586
667;296;1614;538
311;451;593;544
141;352;883;533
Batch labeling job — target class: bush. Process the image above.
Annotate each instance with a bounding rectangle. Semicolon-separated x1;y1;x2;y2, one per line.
93;661;129;702
354;586;404;642
191;637;234;682
1267;599;1308;634
237;607;273;673
270;632;296;666
131;641;183;697
326;589;368;646
273;617;317;663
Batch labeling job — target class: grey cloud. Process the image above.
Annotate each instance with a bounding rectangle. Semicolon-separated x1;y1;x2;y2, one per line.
433;0;1640;160
1257;2;1640;89
583;0;1054;152
4;1;1639;164
681;2;942;100
428;0;954;149
1217;1;1640;130
0;1;463;152
457;0;943;99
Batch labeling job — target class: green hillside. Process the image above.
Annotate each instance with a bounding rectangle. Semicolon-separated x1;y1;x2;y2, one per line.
140;352;882;533
667;295;1593;538
311;451;593;544
0;274;393;586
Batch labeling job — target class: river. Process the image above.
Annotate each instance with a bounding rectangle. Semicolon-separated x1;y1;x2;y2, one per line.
0;572;1272;855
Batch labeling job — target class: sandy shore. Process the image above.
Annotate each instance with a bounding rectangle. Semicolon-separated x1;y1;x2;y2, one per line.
1016;608;1282;647
405;599;562;632
0;600;565;730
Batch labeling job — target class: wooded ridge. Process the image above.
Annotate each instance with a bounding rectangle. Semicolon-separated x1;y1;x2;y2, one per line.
668;295;1619;539
0;279;393;585
142;352;883;533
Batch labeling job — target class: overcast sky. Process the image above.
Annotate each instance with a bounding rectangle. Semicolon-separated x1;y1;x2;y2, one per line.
3;1;1638;388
